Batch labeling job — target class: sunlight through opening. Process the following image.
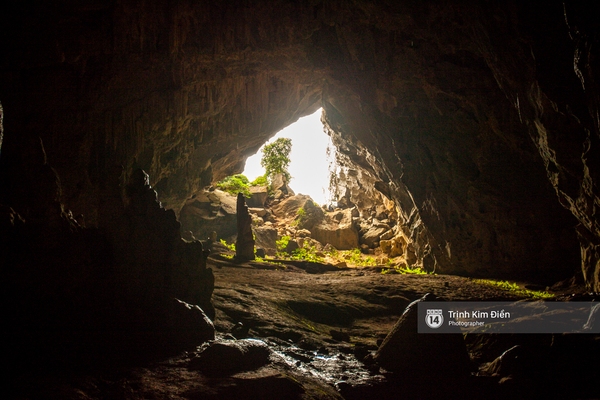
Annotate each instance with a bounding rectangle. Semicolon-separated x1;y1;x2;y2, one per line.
243;108;333;205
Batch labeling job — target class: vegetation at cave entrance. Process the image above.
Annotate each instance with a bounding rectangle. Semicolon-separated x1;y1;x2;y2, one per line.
381;264;430;275
216;173;268;197
472;279;555;299
261;137;292;182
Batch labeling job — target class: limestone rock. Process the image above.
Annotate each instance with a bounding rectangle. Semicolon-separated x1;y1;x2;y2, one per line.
271;194;308;218
271;173;295;197
247;185;269;208
311;208;359;250
380;235;408;258
360;225;388;248
179;189;238;241
253;225;278;256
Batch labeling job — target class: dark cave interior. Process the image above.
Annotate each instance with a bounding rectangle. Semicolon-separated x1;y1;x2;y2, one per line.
1;1;599;399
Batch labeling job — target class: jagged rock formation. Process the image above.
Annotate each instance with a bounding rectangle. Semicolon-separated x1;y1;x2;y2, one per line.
0;1;598;292
2;159;215;370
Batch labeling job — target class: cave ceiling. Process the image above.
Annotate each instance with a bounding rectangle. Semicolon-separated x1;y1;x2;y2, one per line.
0;0;599;288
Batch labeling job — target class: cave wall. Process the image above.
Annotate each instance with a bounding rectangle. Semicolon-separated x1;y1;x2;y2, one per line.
1;0;598;287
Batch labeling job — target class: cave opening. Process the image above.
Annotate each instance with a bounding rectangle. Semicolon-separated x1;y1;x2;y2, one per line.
243;107;334;206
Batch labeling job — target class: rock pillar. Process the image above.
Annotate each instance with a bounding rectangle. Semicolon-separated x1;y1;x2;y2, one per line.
235;193;255;261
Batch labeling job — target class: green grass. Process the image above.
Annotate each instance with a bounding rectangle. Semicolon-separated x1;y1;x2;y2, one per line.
339;248;377;267
220;238;236;251
276;235;291;253
381;265;430;275
472;279;555;299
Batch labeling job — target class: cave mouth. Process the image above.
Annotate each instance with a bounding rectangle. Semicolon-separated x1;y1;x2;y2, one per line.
243;107;334;206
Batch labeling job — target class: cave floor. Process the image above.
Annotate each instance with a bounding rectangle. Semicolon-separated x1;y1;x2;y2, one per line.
13;263;594;400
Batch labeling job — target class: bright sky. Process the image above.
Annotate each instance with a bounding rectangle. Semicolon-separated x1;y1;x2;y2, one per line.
243;108;332;205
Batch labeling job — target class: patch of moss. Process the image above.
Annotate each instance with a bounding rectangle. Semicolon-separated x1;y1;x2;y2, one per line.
381;265;430;275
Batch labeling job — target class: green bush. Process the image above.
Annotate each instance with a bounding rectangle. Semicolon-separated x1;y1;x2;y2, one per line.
250;175;268;186
276;235;291;253
216;174;251;197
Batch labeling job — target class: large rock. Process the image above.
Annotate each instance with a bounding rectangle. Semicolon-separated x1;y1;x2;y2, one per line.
179;189;238;241
270;194;307;217
311;208;359;250
380;234;408;258
253;225;278;256
247;185;269;208
169;298;215;348
374;294;472;380
360;225;388;248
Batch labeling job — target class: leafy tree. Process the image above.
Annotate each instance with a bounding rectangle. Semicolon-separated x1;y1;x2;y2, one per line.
260;137;292;182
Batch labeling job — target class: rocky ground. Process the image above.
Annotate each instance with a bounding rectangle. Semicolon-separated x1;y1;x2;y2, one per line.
10;256;600;399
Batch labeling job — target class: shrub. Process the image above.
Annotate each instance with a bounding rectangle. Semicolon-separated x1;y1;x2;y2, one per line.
276;235;291;253
216;174;251;197
250;175;268;186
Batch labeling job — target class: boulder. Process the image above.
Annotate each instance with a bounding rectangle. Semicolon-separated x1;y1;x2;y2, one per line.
169;298;215;348
311;208;359;250
374;293;472;381
179;189;238;241
360;225;388;248
189;338;272;376
247;185;269;208
271;173;294;197
284;238;300;253
297;199;325;231
271;194;324;229
253;225;278;256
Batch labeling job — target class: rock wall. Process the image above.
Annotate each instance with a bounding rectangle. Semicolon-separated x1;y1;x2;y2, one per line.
1;0;598;287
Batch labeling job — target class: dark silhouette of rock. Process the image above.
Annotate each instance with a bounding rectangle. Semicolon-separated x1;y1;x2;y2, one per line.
374;293;473;382
169;298;215;348
235;192;255;261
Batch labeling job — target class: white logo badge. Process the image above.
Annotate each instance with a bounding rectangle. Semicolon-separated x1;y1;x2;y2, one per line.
426;309;444;329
